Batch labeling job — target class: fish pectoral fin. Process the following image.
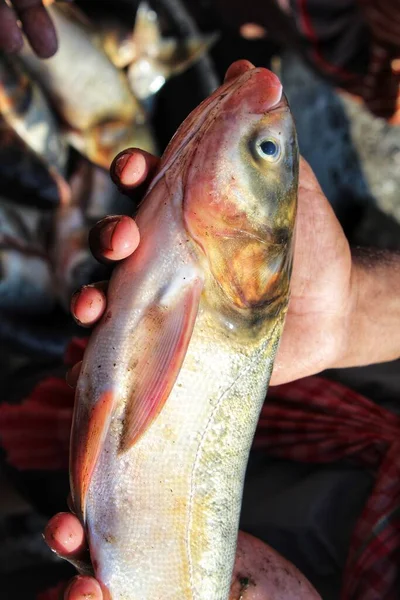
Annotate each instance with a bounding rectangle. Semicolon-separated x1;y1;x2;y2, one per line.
70;390;116;523
119;275;203;453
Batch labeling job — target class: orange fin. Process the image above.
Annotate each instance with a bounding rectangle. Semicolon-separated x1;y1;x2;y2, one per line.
119;278;202;453
70;390;115;522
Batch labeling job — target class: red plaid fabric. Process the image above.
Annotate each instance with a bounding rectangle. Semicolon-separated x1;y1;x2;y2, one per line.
0;376;73;470
255;376;400;600
0;337;85;470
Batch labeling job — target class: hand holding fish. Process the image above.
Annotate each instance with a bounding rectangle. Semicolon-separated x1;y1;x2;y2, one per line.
44;513;320;600
43;60;400;600
0;0;57;58
68;149;354;387
70;146;400;384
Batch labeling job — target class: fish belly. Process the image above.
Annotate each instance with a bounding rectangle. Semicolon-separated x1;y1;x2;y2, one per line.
86;312;276;600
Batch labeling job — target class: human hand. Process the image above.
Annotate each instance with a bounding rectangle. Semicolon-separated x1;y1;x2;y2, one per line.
0;0;57;58
68;148;354;387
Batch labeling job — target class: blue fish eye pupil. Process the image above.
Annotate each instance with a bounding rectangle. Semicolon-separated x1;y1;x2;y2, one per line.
260;140;277;156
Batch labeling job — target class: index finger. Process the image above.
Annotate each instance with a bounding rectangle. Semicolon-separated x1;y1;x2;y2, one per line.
110;149;159;198
0;0;23;53
12;0;57;58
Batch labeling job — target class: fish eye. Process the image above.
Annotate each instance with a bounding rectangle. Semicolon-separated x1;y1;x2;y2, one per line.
255;138;281;162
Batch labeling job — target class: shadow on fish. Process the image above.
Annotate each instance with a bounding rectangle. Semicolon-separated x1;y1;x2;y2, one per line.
69;62;318;599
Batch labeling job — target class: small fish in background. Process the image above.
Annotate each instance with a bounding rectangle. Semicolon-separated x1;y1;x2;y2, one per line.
0;121;61;209
0;200;55;314
17;1;156;168
50;159;133;309
119;2;218;102
0;54;70;205
65;114;157;171
50;156;132;310
50;160;100;310
82;161;133;226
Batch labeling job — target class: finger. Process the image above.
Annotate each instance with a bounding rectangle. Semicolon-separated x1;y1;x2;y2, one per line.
44;513;94;577
89;215;140;264
44;513;86;560
71;282;108;327
110;148;159;193
64;576;103;600
224;60;255;82
12;0;58;58
0;0;24;53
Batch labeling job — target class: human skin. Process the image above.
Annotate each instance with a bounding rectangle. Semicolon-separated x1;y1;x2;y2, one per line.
45;60;400;598
0;0;57;58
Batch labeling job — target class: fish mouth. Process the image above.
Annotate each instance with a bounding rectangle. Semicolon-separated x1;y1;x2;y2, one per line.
145;67;282;197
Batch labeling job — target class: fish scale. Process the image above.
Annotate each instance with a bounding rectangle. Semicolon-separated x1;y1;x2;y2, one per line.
70;64;298;599
88;310;278;600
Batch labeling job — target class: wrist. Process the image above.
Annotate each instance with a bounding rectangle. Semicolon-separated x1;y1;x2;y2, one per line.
333;248;400;369
331;256;364;369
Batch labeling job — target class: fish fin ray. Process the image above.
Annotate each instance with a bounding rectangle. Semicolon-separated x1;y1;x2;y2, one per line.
70;390;116;523
119;277;202;453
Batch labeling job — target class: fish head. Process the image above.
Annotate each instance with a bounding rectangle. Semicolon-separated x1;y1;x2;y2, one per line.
174;65;298;318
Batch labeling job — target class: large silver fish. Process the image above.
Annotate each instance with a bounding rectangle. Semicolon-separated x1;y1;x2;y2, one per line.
71;64;299;599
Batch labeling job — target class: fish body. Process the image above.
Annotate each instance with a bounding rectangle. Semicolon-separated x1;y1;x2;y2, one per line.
51;161;103;309
71;66;298;599
126;2;218;100
0;54;69;203
18;2;155;165
0;200;55;313
0;122;61;208
19;3;137;130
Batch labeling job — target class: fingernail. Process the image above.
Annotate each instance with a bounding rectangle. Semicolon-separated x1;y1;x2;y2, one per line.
99;218;121;252
112;153;131;182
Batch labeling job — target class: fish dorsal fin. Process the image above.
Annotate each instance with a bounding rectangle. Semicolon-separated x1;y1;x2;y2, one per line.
119;274;202;453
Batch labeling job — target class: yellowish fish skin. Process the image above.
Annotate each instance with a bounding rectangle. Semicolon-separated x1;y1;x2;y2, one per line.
71;66;298;599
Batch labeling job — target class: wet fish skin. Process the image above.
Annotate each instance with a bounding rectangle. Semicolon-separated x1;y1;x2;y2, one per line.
71;65;298;600
51;161;102;310
0;126;60;208
0;54;69;202
126;2;218;100
17;2;156;165
19;2;138;131
0;199;55;314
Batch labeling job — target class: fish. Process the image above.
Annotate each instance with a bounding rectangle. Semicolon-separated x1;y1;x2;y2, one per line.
51;161;107;310
0;121;61;208
0;54;70;204
0;200;55;313
70;63;298;599
124;2;218;101
82;162;133;225
18;1;156;167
